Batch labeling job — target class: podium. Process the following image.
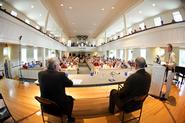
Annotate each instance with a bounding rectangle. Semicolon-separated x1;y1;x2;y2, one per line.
149;64;166;97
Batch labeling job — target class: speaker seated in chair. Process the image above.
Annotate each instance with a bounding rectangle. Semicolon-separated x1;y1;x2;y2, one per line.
108;57;151;123
35;96;65;123
121;94;148;123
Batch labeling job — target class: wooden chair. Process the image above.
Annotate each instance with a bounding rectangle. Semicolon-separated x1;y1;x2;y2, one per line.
174;66;185;87
121;95;148;123
0;93;15;123
35;96;64;123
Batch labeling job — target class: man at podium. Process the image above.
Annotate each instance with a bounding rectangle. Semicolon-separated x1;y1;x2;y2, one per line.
161;44;176;99
163;44;176;82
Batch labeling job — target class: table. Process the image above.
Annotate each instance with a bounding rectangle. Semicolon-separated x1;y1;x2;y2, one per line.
20;67;79;80
34;69;135;87
0;69;134;122
0;79;40;122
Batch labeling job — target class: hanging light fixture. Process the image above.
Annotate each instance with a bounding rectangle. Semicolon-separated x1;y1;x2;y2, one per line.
3;44;9;56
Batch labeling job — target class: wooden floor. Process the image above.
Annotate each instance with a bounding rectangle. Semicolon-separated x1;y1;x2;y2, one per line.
4;83;185;123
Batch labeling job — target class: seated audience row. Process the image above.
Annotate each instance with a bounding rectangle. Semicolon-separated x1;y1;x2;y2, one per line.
87;56;131;69
58;56;79;69
22;61;43;69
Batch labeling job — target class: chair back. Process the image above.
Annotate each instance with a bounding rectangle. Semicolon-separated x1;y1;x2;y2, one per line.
175;66;185;75
35;96;61;115
35;96;58;106
133;95;148;102
123;94;148;113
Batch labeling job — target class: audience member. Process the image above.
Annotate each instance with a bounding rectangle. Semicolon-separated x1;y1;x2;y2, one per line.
38;58;75;123
163;44;176;82
87;56;130;69
108;57;151;113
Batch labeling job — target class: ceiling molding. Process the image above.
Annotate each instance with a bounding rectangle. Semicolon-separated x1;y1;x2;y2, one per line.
93;0;143;38
41;0;72;36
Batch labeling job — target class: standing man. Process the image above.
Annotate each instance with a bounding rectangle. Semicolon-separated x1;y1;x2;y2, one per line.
164;44;176;81
4;59;11;78
108;57;151;113
162;44;176;99
38;58;75;123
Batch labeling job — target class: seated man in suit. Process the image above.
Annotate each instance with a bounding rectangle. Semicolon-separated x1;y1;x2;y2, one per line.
109;57;151;113
38;59;75;123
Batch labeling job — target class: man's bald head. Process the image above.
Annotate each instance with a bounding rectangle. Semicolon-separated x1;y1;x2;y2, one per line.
135;57;146;69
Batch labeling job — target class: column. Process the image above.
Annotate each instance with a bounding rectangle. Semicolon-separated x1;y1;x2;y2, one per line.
124;48;128;61
104;31;107;43
123;14;128;35
116;49;120;59
43;48;46;67
44;11;49;33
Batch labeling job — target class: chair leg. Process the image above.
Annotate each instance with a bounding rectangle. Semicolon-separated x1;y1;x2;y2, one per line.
138;107;143;122
122;112;124;123
61;116;63;123
41;111;45;123
181;77;184;86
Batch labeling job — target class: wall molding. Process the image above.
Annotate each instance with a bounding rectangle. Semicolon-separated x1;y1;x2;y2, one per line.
0;11;67;51
97;22;185;51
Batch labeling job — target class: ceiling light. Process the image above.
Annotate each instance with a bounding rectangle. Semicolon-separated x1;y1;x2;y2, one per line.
35;25;40;30
0;3;3;7
101;8;105;11
60;4;64;7
25;19;30;24
11;10;17;17
139;10;142;14
31;5;34;9
69;6;72;9
111;6;115;9
152;3;156;7
39;14;42;17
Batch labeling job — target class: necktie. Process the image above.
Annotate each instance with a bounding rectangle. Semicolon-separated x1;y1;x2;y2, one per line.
168;53;171;63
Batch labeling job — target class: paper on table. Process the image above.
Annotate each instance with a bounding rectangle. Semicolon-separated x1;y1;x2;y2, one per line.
72;79;82;85
34;80;39;84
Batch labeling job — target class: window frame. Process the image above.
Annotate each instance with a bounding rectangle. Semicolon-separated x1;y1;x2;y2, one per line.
154;17;162;26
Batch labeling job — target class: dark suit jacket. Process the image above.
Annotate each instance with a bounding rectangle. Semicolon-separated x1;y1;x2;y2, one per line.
119;69;151;102
38;70;73;107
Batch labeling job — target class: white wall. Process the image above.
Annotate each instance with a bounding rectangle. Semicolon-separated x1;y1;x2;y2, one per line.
97;22;185;64
0;11;67;51
97;8;185;46
97;22;185;51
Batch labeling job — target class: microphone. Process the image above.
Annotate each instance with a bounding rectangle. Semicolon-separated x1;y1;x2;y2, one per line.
111;71;120;75
19;35;22;41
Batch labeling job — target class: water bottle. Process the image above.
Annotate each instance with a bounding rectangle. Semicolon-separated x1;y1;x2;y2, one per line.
124;71;127;77
90;70;94;76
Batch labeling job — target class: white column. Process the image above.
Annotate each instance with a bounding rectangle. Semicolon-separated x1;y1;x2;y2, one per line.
43;48;46;67
116;49;120;59
44;11;50;33
123;14;128;35
104;31;107;43
124;48;128;61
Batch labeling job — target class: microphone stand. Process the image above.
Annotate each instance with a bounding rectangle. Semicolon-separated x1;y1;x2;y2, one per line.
18;36;23;82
